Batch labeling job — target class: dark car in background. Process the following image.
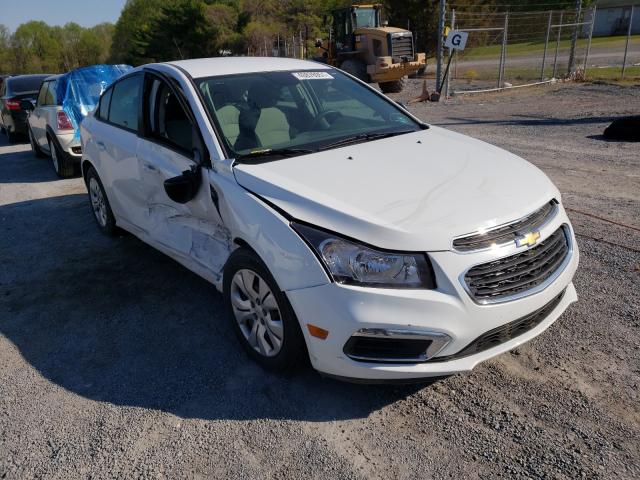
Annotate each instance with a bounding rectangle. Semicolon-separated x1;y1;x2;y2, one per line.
0;74;52;142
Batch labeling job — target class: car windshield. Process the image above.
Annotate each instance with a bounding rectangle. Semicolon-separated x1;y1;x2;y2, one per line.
196;69;421;161
354;8;378;28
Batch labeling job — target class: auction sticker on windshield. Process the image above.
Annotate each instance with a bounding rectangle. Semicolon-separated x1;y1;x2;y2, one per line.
292;71;333;80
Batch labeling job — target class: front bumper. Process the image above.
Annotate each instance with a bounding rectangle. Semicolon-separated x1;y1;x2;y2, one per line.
368;53;426;83
286;212;579;381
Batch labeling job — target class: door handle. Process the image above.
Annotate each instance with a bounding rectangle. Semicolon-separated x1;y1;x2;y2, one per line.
96;141;106;151
143;162;157;171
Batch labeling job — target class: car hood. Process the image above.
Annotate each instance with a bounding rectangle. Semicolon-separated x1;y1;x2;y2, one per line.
233;126;559;251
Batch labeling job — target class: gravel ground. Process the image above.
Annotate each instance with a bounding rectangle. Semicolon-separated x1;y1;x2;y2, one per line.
1;81;639;479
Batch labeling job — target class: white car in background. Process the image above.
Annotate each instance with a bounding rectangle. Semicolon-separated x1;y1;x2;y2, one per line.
79;57;579;383
23;75;82;177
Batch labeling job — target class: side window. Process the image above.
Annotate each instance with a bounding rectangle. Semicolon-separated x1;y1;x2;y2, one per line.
147;78;193;154
37;82;48;106
108;75;141;131
44;81;56;105
97;87;112;120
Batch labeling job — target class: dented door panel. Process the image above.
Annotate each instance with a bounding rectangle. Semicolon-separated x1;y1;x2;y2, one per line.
136;138;230;277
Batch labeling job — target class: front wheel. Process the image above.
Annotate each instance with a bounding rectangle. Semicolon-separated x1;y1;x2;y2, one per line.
29;128;45;157
223;249;307;372
340;59;368;83
379;78;406;94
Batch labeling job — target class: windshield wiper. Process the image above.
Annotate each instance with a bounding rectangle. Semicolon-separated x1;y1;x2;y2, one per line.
235;148;315;163
318;130;416;151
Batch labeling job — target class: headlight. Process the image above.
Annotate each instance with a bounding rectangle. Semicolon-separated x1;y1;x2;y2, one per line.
292;222;435;289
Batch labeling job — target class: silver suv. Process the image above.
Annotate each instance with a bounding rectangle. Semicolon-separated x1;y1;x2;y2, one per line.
23;75;81;177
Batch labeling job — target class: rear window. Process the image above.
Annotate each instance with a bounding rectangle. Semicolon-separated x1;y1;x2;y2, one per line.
8;76;48;94
108;75;141;131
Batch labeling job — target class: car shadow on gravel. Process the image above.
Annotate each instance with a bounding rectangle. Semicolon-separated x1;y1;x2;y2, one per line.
0;141;60;184
0;194;426;423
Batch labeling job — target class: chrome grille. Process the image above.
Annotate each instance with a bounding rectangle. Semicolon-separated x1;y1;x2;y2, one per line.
390;34;414;61
453;201;558;252
463;226;570;303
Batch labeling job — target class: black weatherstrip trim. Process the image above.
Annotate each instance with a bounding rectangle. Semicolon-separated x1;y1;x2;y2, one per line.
167;63;231;161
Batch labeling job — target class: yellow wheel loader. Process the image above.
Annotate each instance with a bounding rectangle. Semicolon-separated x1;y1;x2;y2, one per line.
314;4;426;93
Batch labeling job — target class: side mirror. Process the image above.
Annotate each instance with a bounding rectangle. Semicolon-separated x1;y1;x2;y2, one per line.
21;100;34;111
164;164;201;204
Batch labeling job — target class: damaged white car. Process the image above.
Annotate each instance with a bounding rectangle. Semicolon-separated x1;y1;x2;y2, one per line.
80;57;579;382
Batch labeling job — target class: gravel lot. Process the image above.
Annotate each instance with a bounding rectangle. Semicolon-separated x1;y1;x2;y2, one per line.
1;81;639;479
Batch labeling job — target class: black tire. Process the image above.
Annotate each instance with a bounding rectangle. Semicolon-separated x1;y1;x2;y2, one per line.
340;58;368;83
85;166;118;236
28;128;45;158
379;77;406;94
223;248;307;372
48;136;75;178
4;126;15;143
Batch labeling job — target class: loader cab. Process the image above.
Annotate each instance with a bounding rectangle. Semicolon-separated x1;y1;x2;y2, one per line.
332;5;382;51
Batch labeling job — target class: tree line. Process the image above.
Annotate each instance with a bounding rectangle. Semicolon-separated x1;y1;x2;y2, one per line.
0;0;590;75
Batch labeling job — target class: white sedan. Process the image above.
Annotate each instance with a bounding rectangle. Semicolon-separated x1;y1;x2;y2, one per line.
80;57;579;382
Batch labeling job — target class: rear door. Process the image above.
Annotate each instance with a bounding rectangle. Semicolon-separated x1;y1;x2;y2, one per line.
91;73;144;228
31;81;51;147
135;72;227;274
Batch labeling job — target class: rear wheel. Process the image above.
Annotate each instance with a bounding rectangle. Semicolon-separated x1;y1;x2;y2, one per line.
379;77;406;94
224;249;307;372
4;126;15;143
49;137;74;178
86;166;118;236
29;128;44;157
340;59;368;83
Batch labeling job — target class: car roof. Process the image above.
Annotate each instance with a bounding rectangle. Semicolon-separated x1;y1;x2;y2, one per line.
8;74;53;81
44;74;62;82
165;56;331;79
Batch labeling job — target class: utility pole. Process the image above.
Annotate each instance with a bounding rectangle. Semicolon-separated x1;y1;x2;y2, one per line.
583;6;596;78
436;0;446;93
498;12;509;88
568;0;582;75
622;5;635;79
445;8;455;98
541;11;553;81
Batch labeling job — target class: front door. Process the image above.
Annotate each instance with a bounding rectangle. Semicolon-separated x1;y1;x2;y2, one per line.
31;80;50;147
136;74;228;275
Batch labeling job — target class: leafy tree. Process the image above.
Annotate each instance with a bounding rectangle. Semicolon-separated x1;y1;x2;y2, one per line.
109;0;166;65
138;0;219;61
10;21;62;73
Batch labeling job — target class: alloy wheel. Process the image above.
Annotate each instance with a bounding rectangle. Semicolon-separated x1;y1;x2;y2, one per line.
89;177;108;227
230;269;284;357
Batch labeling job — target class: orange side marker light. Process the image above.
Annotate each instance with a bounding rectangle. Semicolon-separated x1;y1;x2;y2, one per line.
307;324;329;340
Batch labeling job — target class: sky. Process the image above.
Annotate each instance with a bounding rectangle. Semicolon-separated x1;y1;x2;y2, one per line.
2;0;128;32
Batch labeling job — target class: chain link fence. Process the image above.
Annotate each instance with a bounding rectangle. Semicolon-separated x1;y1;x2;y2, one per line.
430;5;639;95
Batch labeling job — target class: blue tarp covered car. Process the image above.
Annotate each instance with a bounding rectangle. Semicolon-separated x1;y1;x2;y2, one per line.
55;64;132;138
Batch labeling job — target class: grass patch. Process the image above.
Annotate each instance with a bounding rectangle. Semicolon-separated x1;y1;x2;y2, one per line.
459;35;640;59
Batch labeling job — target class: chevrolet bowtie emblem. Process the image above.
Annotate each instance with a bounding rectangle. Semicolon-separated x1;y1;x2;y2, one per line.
515;231;541;248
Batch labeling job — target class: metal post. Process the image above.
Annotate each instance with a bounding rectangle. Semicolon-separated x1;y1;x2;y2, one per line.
622;6;634;79
436;0;446;93
583;6;596;78
541;11;553;81
445;9;455;98
498;12;508;88
552;11;563;79
568;0;582;75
